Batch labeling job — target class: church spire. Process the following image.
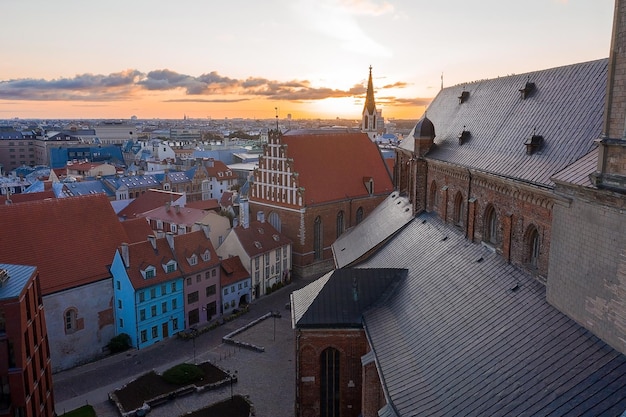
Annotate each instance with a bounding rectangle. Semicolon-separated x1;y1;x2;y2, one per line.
363;65;376;115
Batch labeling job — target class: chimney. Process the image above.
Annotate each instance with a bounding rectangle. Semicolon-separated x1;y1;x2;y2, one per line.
121;243;130;267
148;235;157;250
0;269;9;287
240;197;250;229
257;211;265;223
166;231;175;250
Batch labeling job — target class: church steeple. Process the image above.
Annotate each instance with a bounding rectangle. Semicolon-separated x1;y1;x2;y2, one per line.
363;65;376;115
362;66;383;141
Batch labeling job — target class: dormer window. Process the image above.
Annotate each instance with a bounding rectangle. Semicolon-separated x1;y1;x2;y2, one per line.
458;127;471;145
188;254;198;266
273;234;280;241
202;250;211;262
254;241;262;249
363;177;374;195
164;260;177;273
458;90;469;104
519;80;536;99
142;266;156;279
524;133;544;155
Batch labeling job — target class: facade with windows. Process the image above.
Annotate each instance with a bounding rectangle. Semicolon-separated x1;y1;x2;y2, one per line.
110;236;185;350
216;206;292;299
0;264;55;417
220;256;251;314
249;129;393;278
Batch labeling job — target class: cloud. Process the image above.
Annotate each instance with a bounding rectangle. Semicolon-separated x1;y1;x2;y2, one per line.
0;68;430;110
338;0;395;16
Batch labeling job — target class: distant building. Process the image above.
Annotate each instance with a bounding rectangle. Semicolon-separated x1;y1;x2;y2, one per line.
0;128;36;172
0;264;55;417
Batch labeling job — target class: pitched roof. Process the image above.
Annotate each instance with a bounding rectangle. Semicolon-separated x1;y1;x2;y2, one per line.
332;192;414;268
122;238;181;290
220;256;250;287
171;230;220;275
0;194;128;295
117;189;184;219
422;59;607;188
140;204;207;227
0;190;55;204
281;131;393;204
185;199;220;211
120;218;154;243
291;268;406;329
357;213;626;416
0;264;37;300
551;147;599;189
232;220;291;257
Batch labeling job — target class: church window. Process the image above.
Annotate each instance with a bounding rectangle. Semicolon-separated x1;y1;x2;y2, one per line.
429;181;438;211
320;347;340;417
314;216;323;260
527;225;540;268
336;211;345;238
484;205;498;245
453;192;464;226
356;207;364;224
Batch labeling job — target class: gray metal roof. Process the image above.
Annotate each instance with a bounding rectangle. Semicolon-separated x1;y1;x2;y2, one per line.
551;147;599;188
0;264;36;300
332;192;414;268
423;59;607;188
291;268;406;329
357;212;626;416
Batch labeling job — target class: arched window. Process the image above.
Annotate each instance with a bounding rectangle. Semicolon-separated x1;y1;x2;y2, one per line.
429;180;438;211
356;207;364;224
268;211;281;232
527;225;540;268
336;211;344;238
484;205;498;245
314;216;323;260
320;347;340;417
453;191;464;226
64;308;77;334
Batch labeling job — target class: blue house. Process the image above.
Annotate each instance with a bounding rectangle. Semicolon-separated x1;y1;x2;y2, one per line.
111;235;185;349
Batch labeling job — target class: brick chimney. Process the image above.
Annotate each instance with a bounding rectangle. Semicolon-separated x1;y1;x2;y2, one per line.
121;243;130;267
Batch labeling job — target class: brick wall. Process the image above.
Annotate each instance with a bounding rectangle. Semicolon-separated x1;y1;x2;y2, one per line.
251;193;387;279
422;161;554;281
361;354;386;417
547;184;626;355
296;328;368;417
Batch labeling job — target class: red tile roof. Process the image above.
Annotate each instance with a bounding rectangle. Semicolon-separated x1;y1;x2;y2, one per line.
185;199;220;211
204;159;238;180
140;204;207;227
171;230;220;275
233;220;292;257
220;256;249;287
123;238;182;290
282;132;393;205
117;189;184;219
0;194;128;295
120;218;154;243
0;190;55;204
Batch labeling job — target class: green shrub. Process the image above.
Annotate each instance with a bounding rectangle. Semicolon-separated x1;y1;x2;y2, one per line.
108;333;131;354
162;363;205;385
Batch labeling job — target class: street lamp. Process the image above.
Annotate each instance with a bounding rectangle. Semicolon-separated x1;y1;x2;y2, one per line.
227;369;238;400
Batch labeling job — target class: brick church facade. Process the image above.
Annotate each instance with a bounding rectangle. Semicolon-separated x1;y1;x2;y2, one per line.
292;1;626;416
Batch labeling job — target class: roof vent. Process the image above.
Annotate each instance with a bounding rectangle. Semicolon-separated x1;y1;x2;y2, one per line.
519;78;536;99
458;127;471;145
458;90;469;104
524;130;544;155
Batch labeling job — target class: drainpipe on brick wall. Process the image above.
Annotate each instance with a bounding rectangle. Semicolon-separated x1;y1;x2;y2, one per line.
466;169;472;239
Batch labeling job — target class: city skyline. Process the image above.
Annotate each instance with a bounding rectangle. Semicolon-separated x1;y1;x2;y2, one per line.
0;0;613;121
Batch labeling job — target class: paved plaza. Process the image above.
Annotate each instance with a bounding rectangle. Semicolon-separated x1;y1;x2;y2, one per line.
54;280;308;417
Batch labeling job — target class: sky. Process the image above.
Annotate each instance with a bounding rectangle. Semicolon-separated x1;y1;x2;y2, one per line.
0;0;615;121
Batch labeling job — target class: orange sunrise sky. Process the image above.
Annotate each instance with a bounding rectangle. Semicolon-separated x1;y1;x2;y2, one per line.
0;0;614;120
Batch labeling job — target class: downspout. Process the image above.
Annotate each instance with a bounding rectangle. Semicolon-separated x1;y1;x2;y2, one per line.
466;169;472;239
